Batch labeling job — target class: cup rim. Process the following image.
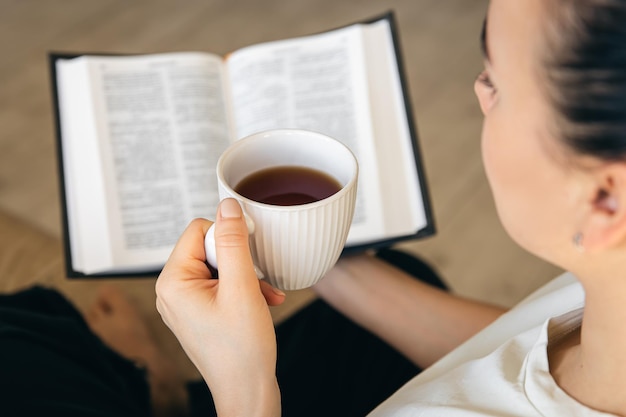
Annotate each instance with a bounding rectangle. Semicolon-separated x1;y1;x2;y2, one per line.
216;129;359;211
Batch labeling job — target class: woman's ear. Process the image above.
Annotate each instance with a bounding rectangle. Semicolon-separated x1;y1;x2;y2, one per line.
579;164;626;252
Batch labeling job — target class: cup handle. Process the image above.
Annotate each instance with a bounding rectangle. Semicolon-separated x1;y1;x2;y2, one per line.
203;210;265;280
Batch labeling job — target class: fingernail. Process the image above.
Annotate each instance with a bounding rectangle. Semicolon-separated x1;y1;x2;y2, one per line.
272;287;286;297
220;198;242;219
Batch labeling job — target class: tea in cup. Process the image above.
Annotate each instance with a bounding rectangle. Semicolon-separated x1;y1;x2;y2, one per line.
204;129;358;290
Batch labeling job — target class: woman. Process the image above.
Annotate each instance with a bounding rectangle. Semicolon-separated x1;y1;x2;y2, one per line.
158;0;626;415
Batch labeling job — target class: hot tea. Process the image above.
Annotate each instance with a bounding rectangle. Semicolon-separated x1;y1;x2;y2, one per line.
234;166;342;206
206;129;358;290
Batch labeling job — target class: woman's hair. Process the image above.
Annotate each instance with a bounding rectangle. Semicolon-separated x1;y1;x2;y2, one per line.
541;0;626;161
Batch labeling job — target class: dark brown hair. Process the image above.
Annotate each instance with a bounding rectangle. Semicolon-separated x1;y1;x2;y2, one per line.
541;0;626;161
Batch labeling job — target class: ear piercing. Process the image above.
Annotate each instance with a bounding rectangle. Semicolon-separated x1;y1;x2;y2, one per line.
573;232;584;252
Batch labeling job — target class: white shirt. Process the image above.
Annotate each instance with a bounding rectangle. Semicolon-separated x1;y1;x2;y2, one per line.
369;273;615;416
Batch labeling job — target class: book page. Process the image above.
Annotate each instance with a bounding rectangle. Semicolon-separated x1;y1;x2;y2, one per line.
60;52;230;273
225;25;386;245
56;58;112;273
361;20;427;239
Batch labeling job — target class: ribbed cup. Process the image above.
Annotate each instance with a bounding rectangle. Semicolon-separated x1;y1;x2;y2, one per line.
216;129;358;290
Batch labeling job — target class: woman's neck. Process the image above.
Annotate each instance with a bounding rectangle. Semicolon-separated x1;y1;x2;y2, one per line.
550;271;626;416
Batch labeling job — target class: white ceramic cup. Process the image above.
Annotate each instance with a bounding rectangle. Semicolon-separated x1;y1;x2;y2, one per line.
204;129;358;291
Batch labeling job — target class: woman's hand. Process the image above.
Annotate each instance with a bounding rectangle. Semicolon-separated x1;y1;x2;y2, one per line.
156;198;284;417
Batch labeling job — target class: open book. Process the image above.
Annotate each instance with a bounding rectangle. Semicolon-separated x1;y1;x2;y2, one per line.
49;12;435;278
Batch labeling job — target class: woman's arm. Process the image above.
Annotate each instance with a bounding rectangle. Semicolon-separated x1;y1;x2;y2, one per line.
314;254;507;369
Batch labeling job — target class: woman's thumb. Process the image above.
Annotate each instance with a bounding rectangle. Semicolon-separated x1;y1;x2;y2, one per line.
214;198;258;286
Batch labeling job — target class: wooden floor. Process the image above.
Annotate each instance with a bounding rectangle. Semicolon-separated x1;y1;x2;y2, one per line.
0;0;562;381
